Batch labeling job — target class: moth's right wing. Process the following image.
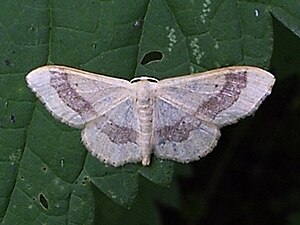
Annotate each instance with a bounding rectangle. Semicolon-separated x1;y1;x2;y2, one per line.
26;65;132;128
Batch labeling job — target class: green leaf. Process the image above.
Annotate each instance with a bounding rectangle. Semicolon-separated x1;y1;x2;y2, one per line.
0;0;298;224
269;0;300;38
94;175;181;225
136;0;274;77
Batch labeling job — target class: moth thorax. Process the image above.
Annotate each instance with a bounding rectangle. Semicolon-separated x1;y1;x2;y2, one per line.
135;81;155;109
134;81;155;134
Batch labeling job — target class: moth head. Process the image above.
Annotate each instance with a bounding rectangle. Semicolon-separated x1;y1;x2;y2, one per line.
130;76;158;83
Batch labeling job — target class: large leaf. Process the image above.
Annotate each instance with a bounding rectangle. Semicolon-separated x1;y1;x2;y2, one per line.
0;0;299;224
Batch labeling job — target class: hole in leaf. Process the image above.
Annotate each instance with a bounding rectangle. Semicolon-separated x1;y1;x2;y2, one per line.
60;158;65;168
141;51;163;65
39;193;49;210
10;114;15;123
133;19;143;29
5;59;11;67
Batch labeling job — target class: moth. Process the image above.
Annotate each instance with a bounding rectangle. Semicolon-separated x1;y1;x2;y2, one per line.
26;65;275;167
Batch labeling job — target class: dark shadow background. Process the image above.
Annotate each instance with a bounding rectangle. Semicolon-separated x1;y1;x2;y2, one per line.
159;18;300;225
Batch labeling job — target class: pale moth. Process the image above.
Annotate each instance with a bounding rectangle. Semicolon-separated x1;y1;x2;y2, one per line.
26;66;275;167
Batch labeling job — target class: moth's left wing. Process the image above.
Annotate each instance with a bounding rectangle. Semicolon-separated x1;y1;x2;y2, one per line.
153;66;274;162
153;98;220;163
156;66;275;126
26;66;131;128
